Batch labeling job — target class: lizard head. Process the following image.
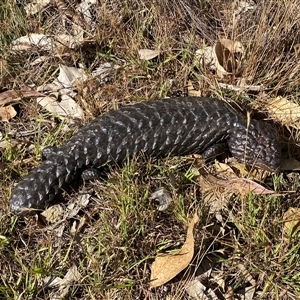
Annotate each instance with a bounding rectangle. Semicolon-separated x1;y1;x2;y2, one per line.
228;120;281;172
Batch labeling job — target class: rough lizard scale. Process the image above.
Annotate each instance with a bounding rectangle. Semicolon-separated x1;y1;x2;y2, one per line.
9;97;281;212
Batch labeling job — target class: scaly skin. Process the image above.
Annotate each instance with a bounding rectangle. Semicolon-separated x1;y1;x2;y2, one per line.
9;97;281;212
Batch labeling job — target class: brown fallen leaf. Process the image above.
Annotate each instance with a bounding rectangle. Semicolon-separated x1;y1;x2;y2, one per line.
214;162;236;177
283;207;300;236
196;39;244;78
0;89;45;106
206;174;277;196
224;178;276;195
0;105;17;121
150;213;199;288
215;39;244;75
267;96;300;129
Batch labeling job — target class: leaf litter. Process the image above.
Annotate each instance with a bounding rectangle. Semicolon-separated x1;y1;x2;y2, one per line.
3;0;300;299
150;213;199;288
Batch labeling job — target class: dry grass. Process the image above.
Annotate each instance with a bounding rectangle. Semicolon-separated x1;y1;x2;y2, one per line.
1;0;300;299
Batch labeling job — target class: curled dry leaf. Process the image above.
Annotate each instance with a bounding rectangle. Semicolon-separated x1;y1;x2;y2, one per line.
67;193;90;218
267;96;300;129
138;49;161;60
196;39;244;78
283;207;300;236
150;213;199;288
35;65;89;118
0;105;17;121
35;63;120;119
215;39;244;73
30;56;49;66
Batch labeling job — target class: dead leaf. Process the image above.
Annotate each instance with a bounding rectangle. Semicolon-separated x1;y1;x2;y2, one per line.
215;39;244;76
214;162;236;177
77;0;98;24
55;34;83;51
91;62;120;83
244;285;256;300
75;215;88;233
185;278;219;300
30;56;49;66
45;264;81;300
267;96;300;129
217;82;264;93
41;205;64;223
150;213;199;288
56;64;88;88
237;264;256;286
206;174;277;195
195;46;215;70
0;105;16;121
36;94;84;118
24;0;51;15
0;89;45;106
11;34;53;51
196;39;244;78
225;178;276;195
138;49;161;60
67;193;90;218
283;207;300;236
37;82;63;92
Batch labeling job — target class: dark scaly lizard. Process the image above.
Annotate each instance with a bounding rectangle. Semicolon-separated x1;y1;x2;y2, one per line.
9;97;281;212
